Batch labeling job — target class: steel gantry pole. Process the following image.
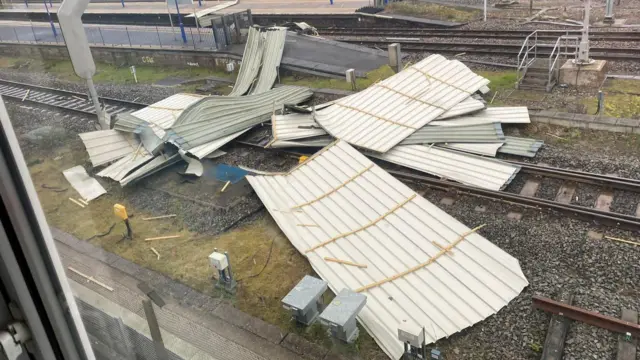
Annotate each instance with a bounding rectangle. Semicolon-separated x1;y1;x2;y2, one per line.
577;0;593;64
174;0;187;43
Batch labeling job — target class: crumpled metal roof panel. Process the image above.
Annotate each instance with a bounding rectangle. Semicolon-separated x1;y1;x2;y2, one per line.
229;26;265;97
129;93;204;137
369;145;520;191
246;140;528;360
270;112;326;143
250;27;287;95
78;129;142;167
436;96;485;120
314;55;490;153
499;136;544;157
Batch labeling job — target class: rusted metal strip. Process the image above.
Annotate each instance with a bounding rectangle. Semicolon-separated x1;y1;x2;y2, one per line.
532;295;640;336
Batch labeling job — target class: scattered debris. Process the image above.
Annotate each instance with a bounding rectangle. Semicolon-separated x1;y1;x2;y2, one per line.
41;184;67;192
62;165;106;201
144;235;181;241
150;247;161;260
68;266;114;291
78;198;89;206
604;235;640;247
220;180;231;192
68;197;85;208
142;214;177;221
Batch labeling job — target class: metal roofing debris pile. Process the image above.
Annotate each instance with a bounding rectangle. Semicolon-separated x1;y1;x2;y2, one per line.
269;112;325;146
369;145;520;191
229;27;265;97
499;136;544;157
78;129;144;167
246;140;528;360
251;28;287;95
400;122;505;145
430;106;530;127
166;86;313;149
229;26;287;96
314;54;490;152
440;142;504;157
437;96;485;120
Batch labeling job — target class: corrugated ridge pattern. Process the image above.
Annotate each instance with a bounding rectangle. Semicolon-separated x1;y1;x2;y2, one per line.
314;55;490;152
78;130;141;167
127;93;203;137
499;136;544;157
369;145;520;191
431;106;531;127
250;28;287;95
401;122;504;145
438;143;504;157
166;86;312;149
436;96;485;120
246;141;528;360
229;27;265;97
97;153;154;181
271;112;326;142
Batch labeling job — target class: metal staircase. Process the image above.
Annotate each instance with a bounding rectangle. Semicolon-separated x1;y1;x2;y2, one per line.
515;31;579;92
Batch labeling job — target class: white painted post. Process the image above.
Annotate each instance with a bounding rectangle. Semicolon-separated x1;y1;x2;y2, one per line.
484;0;487;21
345;69;356;91
577;0;592;64
388;43;402;73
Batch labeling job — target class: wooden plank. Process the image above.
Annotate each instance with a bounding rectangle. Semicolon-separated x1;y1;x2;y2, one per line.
540;295;573;360
555;183;576;204
617;309;638;360
519;179;540;197
595;192;613;212
144;235;181;241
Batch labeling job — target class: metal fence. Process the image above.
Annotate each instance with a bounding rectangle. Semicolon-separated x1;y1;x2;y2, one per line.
0;9;252;51
76;298;183;360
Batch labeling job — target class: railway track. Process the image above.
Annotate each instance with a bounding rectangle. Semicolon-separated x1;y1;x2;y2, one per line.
5;80;640;231
319;28;640;42
334;39;640;60
0;79;147;116
237;128;640;232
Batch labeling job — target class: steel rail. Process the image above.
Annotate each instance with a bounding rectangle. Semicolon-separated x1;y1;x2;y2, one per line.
505;160;640;193
0;79;147;115
532;295;640;336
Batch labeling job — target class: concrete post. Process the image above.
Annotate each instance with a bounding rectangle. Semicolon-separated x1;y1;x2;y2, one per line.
345;69;356;91
604;0;614;23
577;0;592;64
86;78;107;129
388;43;402;73
247;9;253;26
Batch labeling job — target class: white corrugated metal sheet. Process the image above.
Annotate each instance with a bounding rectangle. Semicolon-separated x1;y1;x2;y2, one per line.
130;93;204;138
246;140;528;360
436;97;485;120
78;130;142;167
401;122;504;145
270;112;326;144
269;136;334;148
120;153;181;186
439;143;504;157
430;107;530;127
229;27;265;96
250;27;287;95
187;129;250;159
314;55;490;152
97;152;154;181
369;145;520;191
499;136;544;157
62;165;106;201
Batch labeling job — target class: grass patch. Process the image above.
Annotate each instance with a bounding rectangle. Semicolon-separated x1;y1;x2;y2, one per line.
384;1;479;22
281;65;396;91
583;93;640;119
0;55;233;85
477;70;517;92
602;78;640;94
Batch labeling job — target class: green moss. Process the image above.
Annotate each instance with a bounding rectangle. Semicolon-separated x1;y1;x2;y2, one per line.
477;70;517;91
602;79;640;94
385;2;479;21
281;64;396;91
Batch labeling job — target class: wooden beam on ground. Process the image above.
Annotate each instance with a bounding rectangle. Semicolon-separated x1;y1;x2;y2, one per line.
144;235;181;241
324;257;367;268
540;294;574;360
617;309;638;360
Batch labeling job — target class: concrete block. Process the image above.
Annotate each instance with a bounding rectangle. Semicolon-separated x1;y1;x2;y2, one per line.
616;118;640;127
548;118;574;127
281;333;328;360
559;59;608;88
633;127;640;134
244;317;287;344
530;115;550;124
552;112;576;120
587;230;603;241
212;303;253;328
535;110;556;117
597;116;619;125
587;122;630;133
572;113;596;123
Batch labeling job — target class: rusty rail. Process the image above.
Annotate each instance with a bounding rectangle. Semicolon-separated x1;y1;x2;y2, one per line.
532;295;640;336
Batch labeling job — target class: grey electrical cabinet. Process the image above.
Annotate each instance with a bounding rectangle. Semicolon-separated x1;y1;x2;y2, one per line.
319;289;366;343
282;275;328;325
